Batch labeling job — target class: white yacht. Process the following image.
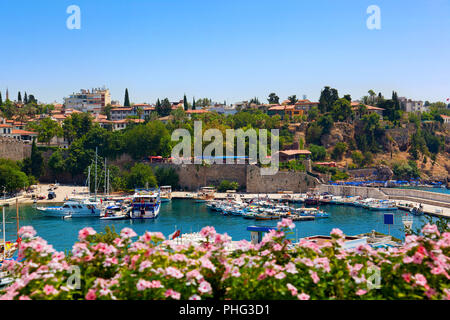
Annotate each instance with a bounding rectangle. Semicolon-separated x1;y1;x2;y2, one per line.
36;199;101;218
130;189;161;219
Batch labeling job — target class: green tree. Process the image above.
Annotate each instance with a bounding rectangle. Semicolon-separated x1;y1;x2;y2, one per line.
28;117;62;144
156;98;172;117
268;93;279;104
331;142;347;161
30;139;44;178
288;95;297;105
0;161;29;193
126;163;157;189
123;121;172;160
18;91;22;103
124;88;130;107
102;104;113;120
192;97;196;110
307;106;319;122
318;86;339;113
305;122;323;145
154;167;179;188
48;149;65;177
23;92;28;104
183;94;188;111
351;151;364;168
308;144;327;161
331;98;354;122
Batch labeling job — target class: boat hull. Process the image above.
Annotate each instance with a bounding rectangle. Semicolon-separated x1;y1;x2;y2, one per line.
36;207;101;218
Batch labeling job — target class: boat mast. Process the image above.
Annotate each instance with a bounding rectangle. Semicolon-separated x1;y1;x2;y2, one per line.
104;157;107;197
107;169;110;196
95;147;98;202
2;206;6;261
87;166;91;196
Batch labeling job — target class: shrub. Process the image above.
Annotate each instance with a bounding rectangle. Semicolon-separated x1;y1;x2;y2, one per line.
1;222;449;300
218;180;239;192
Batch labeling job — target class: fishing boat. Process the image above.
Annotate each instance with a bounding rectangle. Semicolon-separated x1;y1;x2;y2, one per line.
130;189;161;220
367;200;398;211
160;186;172;203
242;211;256;219
296;207;329;218
36;199;101;218
255;214;280;221
410;206;424;216
100;205;130;220
305;194;320;206
194;187;216;203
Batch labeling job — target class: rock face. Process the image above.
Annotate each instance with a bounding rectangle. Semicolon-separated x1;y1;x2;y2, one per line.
385;125;415;152
320;123;355;149
376;165;394;181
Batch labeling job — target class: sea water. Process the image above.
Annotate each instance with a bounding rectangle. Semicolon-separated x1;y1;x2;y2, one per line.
1;200;437;252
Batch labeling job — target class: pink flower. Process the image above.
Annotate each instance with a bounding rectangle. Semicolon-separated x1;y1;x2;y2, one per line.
403;256;413;264
413;273;427;287
164;289;181;300
265;268;276;277
85;289;97;300
412;252;424;264
198;281;212;294
275;272;286;280
422;224;439;236
356;289;367;296
78;227;96;240
137;279;151;291
189;294;201;300
19;296;31;300
18;226;36;239
200;226;216;238
402;273;411;283
165;266;184;279
297;293;310;300
273;244;283;251
331;228;344;237
309;270;320;284
231;268;241;278
287;283;298;296
43;284;57;296
285;262;298;274
278;218;295;230
120;228;137;239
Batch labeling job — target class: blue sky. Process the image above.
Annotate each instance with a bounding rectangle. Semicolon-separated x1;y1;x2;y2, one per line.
0;0;449;104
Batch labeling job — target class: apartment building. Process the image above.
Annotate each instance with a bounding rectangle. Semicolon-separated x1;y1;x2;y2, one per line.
398;97;429;113
64;88;111;112
110;104;155;121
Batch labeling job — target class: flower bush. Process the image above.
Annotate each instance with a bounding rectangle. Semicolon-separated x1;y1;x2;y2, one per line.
1;220;449;300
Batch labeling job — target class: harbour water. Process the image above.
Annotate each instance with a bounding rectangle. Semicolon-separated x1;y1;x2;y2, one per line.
1;200;437;252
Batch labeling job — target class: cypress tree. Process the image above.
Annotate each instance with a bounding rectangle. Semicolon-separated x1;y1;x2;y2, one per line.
24;92;28;104
18;91;22;103
192;97;196;110
124;88;130;107
30;138;44;179
183;94;188;111
0;92;2;106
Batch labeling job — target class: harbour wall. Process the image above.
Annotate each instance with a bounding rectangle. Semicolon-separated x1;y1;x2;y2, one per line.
0;137;32;161
317;185;450;206
149;163;320;193
317;185;389;199
381;188;450;205
245;166;320;193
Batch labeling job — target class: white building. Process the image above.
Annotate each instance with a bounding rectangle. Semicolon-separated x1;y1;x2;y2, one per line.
64;88;111;112
399;97;429;113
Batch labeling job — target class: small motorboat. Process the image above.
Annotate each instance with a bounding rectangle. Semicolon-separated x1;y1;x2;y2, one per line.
100;205;130;220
